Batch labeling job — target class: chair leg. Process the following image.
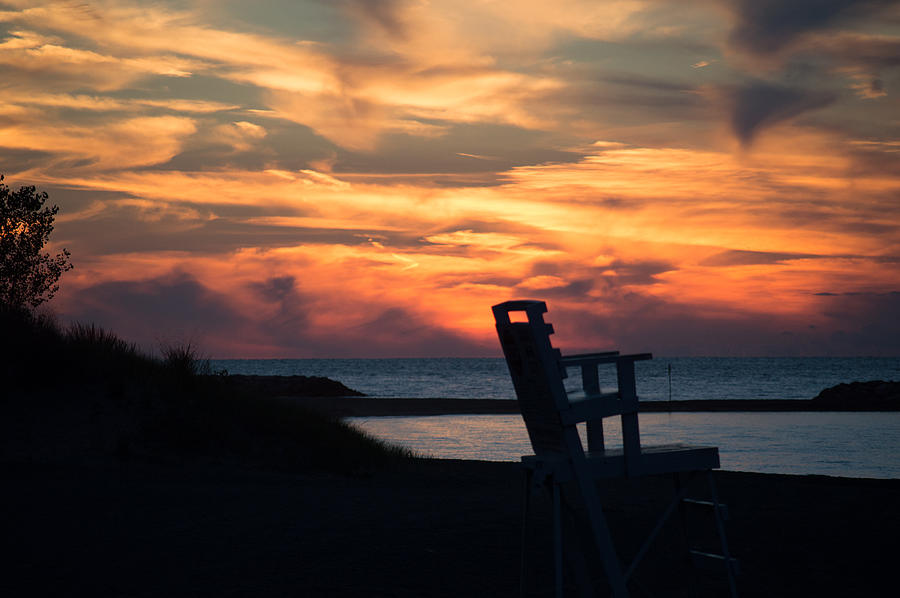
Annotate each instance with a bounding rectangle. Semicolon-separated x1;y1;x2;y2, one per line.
521;469;532;598
553;482;563;598
674;473;700;598
572;468;629;598
707;471;739;598
522;470;600;598
559;489;598;598
625;472;694;582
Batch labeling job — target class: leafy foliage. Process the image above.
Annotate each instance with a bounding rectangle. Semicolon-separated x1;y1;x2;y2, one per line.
0;175;73;309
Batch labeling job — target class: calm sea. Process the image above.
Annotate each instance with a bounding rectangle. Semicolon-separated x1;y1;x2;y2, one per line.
348;413;900;479
210;357;900;478
209;357;900;400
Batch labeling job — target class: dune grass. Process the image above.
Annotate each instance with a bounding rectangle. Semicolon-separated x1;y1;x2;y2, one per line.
1;306;413;473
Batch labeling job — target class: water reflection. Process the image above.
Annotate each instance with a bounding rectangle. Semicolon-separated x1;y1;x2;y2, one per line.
348;412;900;479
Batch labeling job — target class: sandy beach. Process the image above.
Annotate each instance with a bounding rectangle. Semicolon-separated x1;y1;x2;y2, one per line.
4;396;899;597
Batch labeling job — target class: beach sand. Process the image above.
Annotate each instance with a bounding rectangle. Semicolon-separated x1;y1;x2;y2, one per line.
4;448;898;597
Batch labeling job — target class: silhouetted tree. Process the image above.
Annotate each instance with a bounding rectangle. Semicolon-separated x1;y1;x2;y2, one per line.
0;175;73;309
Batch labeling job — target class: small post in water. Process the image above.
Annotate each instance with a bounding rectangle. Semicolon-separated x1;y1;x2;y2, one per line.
667;363;672;403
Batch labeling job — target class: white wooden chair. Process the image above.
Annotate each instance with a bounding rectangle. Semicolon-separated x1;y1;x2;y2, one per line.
493;300;737;598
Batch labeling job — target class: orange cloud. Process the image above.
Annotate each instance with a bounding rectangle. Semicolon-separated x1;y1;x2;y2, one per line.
41;119;898;355
1;0;896;356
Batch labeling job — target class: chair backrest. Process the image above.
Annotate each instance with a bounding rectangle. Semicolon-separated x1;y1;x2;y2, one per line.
493;300;571;456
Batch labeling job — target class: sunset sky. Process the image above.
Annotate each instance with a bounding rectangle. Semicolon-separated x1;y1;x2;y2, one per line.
2;0;899;357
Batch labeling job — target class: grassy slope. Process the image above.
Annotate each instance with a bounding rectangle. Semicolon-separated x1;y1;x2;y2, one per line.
0;307;411;473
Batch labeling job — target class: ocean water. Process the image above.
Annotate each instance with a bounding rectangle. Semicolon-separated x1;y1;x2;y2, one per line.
349;412;900;479
210;357;900;477
210;357;900;400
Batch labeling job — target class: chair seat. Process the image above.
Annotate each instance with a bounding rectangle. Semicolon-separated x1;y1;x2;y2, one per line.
523;444;720;480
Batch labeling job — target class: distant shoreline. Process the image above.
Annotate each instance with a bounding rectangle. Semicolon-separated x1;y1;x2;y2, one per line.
226;375;899;415
284;396;900;417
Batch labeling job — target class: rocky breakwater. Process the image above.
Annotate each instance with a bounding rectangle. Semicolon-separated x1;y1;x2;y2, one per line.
214;374;366;397
811;380;900;410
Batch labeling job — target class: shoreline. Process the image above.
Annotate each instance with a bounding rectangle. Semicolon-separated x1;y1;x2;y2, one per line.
283;396;900;417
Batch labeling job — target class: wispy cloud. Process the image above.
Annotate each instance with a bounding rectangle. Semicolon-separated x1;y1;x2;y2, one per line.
0;0;896;356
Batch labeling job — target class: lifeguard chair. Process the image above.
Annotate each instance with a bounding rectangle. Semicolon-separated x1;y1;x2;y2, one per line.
493;300;738;598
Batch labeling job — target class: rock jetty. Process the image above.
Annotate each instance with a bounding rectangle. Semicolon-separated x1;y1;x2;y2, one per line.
812;380;900;410
215;374;365;397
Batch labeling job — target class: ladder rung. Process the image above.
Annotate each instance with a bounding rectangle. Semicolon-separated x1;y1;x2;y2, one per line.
689;550;740;576
682;498;730;520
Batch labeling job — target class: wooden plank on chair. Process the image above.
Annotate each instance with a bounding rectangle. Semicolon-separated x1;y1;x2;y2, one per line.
682;498;730;520
689;550;741;576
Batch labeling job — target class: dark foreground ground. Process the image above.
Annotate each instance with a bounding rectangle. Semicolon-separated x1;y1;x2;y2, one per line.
4;457;898;597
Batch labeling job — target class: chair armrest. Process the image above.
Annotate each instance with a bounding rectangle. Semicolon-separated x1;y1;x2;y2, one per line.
561;351;652;368
559;391;639;425
560;351;619;367
617;352;653;362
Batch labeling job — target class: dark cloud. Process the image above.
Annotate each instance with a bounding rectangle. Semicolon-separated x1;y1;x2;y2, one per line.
548;288;900;357
762;205;900;237
0;148;54;174
156;118;337;173
526;258;674;296
701;249;821;266
603;259;676;286
342;0;408;38
725;81;835;144
549;77;706;127
547;295;802;356
436;219;558;238
727;0;893;55
521;279;596;300
249;276;297;303
532;258;674;287
63;271;250;353
816;34;900;68
62;270;491;358
596;92;703;110
582;196;632;210
529;261;565;277
769;203;900;236
61;268;900;358
847;144;900;177
452;274;522;288
817;291;900;354
600;73;698;94
61;203;394;256
341;307;491;357
334;122;581;183
39;186;133;215
64;270;312;357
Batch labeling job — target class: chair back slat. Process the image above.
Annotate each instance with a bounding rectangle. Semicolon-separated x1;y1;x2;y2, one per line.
493;300;571;456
